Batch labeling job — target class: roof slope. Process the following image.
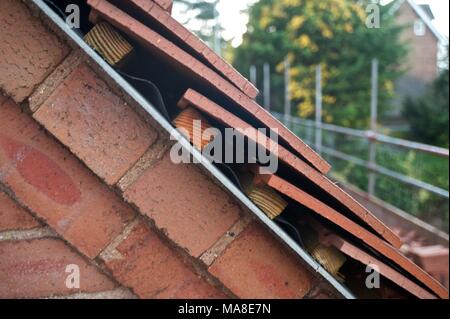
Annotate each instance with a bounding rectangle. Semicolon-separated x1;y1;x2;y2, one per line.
87;0;332;176
393;0;448;44
0;0;447;299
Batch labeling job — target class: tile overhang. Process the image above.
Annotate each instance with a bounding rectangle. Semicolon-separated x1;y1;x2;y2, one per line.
178;88;403;249
261;173;448;299
30;0;356;300
86;0;332;176
106;0;260;99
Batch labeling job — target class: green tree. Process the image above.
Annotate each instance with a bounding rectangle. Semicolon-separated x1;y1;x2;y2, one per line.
403;48;449;148
233;0;406;128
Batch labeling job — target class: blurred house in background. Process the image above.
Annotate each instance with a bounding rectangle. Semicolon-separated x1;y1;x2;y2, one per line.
387;0;448;122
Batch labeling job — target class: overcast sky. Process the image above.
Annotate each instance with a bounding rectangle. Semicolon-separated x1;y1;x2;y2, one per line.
173;0;449;47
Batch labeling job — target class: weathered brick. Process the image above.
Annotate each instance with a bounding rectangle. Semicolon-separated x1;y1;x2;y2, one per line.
0;0;69;103
0;238;116;298
409;245;450;289
200;216;253;267
117;135;172;192
124;152;241;257
0;100;135;258
34;63;158;185
209;222;313;299
0;191;41;232
103;222;226;299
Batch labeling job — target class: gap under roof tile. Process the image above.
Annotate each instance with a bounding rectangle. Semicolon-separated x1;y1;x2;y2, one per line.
327;234;437;299
85;0;332;175
104;0;259;99
305;219;437;299
177;88;402;249
259;173;448;299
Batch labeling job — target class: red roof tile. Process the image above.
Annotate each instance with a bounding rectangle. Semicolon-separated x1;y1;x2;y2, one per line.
86;0;331;175
153;0;173;13
263;173;449;299
409;245;449;288
109;0;259;99
319;230;437;299
178;89;402;249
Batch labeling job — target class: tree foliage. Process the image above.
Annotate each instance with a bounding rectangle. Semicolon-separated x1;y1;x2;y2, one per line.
403;49;449;148
233;0;406;128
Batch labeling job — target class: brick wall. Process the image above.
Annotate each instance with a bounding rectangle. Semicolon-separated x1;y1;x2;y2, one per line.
0;0;326;299
0;189;135;299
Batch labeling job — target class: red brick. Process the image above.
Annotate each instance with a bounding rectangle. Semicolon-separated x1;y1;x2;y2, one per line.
124;152;241;257
0;0;69;103
118;0;258;99
209;222;313;299
34;63;158;186
0;238;116;298
103;222;226;299
179;89;402;249
0;191;41;232
87;0;330;175
28;51;83;112
0;100;135;258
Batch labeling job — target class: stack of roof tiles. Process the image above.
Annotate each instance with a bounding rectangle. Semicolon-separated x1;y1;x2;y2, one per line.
0;0;448;299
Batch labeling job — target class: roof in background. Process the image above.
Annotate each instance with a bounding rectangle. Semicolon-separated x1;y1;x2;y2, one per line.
0;0;448;299
392;0;448;44
419;4;434;20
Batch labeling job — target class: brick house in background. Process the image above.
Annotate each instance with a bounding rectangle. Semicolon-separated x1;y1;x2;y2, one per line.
388;0;448;120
